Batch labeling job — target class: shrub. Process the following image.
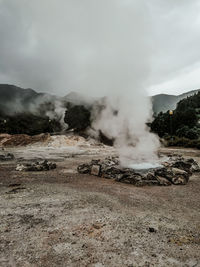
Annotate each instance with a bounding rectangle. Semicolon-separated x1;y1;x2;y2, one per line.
64;105;91;131
166;136;200;149
0;113;62;135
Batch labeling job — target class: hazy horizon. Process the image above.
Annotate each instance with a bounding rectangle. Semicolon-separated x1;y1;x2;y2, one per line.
0;0;200;96
1;82;199;98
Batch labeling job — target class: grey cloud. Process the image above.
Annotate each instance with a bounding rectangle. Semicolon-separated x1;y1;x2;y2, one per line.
0;0;200;95
2;0;200;164
148;0;200;89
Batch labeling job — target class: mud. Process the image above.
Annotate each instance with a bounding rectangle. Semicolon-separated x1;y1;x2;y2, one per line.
0;139;200;266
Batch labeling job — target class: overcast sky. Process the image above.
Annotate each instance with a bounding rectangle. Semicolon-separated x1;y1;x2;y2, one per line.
0;0;200;96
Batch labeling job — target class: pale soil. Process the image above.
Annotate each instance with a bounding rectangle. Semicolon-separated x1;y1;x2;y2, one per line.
0;142;200;267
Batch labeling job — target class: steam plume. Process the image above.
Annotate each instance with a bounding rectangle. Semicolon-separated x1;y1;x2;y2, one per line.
1;0;163;164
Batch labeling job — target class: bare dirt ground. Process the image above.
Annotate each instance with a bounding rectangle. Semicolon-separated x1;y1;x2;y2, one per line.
0;138;200;267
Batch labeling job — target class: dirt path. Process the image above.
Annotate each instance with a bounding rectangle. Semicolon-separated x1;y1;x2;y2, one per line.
0;145;200;266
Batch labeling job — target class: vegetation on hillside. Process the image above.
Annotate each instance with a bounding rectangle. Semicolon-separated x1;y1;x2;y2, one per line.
1;84;200;149
0;112;62;135
64;105;91;131
151;91;200;148
151;89;199;114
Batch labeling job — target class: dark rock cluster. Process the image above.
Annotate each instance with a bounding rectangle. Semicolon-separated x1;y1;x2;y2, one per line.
16;160;56;172
77;155;200;186
0;152;15;161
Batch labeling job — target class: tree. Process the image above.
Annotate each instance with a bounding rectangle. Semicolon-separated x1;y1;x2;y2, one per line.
64;105;91;131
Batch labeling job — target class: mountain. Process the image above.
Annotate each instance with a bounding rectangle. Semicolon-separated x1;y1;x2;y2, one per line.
0;84;94;116
0;84;55;115
0;84;199;116
62;91;98;107
151;89;200;114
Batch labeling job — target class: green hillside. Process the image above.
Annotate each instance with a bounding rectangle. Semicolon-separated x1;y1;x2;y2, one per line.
151;89;199;114
151;91;200;148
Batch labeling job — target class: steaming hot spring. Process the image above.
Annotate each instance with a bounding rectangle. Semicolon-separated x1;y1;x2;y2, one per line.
77;153;200;186
78;93;199;186
128;161;162;171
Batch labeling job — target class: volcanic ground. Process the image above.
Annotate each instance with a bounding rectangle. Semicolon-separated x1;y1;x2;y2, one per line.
0;135;200;267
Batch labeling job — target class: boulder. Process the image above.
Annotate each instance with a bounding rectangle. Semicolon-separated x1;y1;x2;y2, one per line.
186;158;200;172
171;176;188;185
91;165;101;176
155;168;174;181
77;164;91;174
116;173;143;185
0;153;15;161
16;160;56;172
156;176;172;186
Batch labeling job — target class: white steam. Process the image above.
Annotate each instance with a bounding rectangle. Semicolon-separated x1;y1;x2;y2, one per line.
1;0;161;164
61;0;160;165
45;99;67;130
92;95;160;166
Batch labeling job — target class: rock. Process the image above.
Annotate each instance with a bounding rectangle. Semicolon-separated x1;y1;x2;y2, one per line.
148;180;161;185
171;168;189;183
16;160;56;172
102;166;123;179
149;227;157;233
186;158;200;172
171;176;187;185
77;164;91;174
171;160;192;172
91;165;101;176
191;164;200;172
156;176;172;186
145;172;158;181
0;153;15;161
162;162;170;167
16;164;26;171
171;168;188;176
116;173;143;185
155;168;174;181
